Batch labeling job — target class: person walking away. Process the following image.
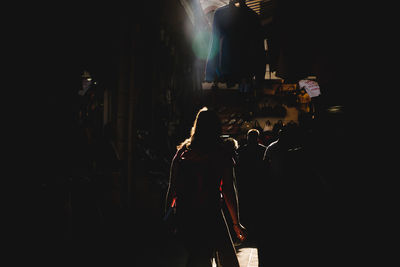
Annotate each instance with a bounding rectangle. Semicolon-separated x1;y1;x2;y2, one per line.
165;107;247;267
259;124;324;266
236;129;266;245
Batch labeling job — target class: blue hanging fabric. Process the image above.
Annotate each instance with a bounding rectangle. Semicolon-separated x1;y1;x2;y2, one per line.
205;1;266;85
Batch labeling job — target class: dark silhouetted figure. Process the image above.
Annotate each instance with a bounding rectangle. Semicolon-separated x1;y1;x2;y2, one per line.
272;119;284;139
257;124;325;266
218;136;243;266
165;107;246;267
236;129;266;241
222;137;239;165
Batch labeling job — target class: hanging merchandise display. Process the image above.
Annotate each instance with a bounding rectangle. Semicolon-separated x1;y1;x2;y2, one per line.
204;0;266;86
298;79;321;98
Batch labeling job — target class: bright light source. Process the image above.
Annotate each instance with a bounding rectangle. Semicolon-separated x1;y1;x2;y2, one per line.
192;29;213;60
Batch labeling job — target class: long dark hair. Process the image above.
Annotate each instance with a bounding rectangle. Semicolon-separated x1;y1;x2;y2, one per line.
177;107;222;151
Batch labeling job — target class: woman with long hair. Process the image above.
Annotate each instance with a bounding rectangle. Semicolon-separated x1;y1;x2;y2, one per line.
165;107;246;267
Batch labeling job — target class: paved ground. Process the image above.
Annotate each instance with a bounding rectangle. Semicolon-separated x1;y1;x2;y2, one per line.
236;246;258;267
210;242;258;267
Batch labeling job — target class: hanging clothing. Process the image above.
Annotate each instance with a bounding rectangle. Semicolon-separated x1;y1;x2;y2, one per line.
205;3;266;85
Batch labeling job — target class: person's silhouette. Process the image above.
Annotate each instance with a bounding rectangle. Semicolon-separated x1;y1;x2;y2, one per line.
257;124;324;266
236;129;266;241
165;107;246;267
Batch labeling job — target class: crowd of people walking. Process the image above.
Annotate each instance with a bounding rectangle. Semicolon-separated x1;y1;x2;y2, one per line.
163;106;330;266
